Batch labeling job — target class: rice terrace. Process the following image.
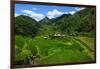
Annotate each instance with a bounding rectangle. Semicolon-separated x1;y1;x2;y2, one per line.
14;2;96;66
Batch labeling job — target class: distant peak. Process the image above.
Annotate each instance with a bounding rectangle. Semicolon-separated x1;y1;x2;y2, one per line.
15;15;37;22
44;16;50;19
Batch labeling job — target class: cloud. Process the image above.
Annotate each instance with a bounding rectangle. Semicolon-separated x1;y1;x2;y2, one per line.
69;11;76;15
47;9;79;18
21;10;33;15
80;7;85;10
68;7;85;15
75;7;85;11
15;13;20;17
65;12;69;14
21;10;45;21
20;7;85;20
33;8;37;10
47;9;64;19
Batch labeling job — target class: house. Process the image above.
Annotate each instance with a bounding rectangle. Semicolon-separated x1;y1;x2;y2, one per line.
51;32;66;38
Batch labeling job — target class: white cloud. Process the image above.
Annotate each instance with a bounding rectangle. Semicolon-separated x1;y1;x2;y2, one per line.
33;8;37;10
21;10;33;15
69;11;76;15
47;9;64;19
65;12;69;14
80;7;85;10
15;13;20;17
21;10;45;21
75;7;85;11
68;7;85;15
20;7;85;21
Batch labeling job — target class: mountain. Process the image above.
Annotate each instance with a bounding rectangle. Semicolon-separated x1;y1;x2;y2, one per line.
15;8;95;37
39;17;52;25
51;8;95;34
15;15;39;37
16;15;37;22
71;8;95;32
51;14;71;22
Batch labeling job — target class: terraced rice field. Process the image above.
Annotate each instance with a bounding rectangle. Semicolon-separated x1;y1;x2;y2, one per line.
15;35;95;65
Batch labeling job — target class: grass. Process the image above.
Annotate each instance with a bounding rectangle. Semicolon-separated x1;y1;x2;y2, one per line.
39;50;92;64
77;36;94;51
15;35;94;65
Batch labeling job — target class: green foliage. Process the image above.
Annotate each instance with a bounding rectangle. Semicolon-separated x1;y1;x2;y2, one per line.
39;17;52;25
15;15;39;37
15;8;95;37
50;8;95;34
15;45;32;65
77;36;94;51
36;36;93;64
15;35;25;48
15;34;94;65
15;35;38;65
39;50;92;64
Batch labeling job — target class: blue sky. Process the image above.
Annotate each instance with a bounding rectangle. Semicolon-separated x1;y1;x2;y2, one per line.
15;3;85;21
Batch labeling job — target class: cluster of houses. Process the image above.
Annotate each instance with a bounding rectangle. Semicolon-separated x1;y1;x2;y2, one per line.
43;32;78;39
